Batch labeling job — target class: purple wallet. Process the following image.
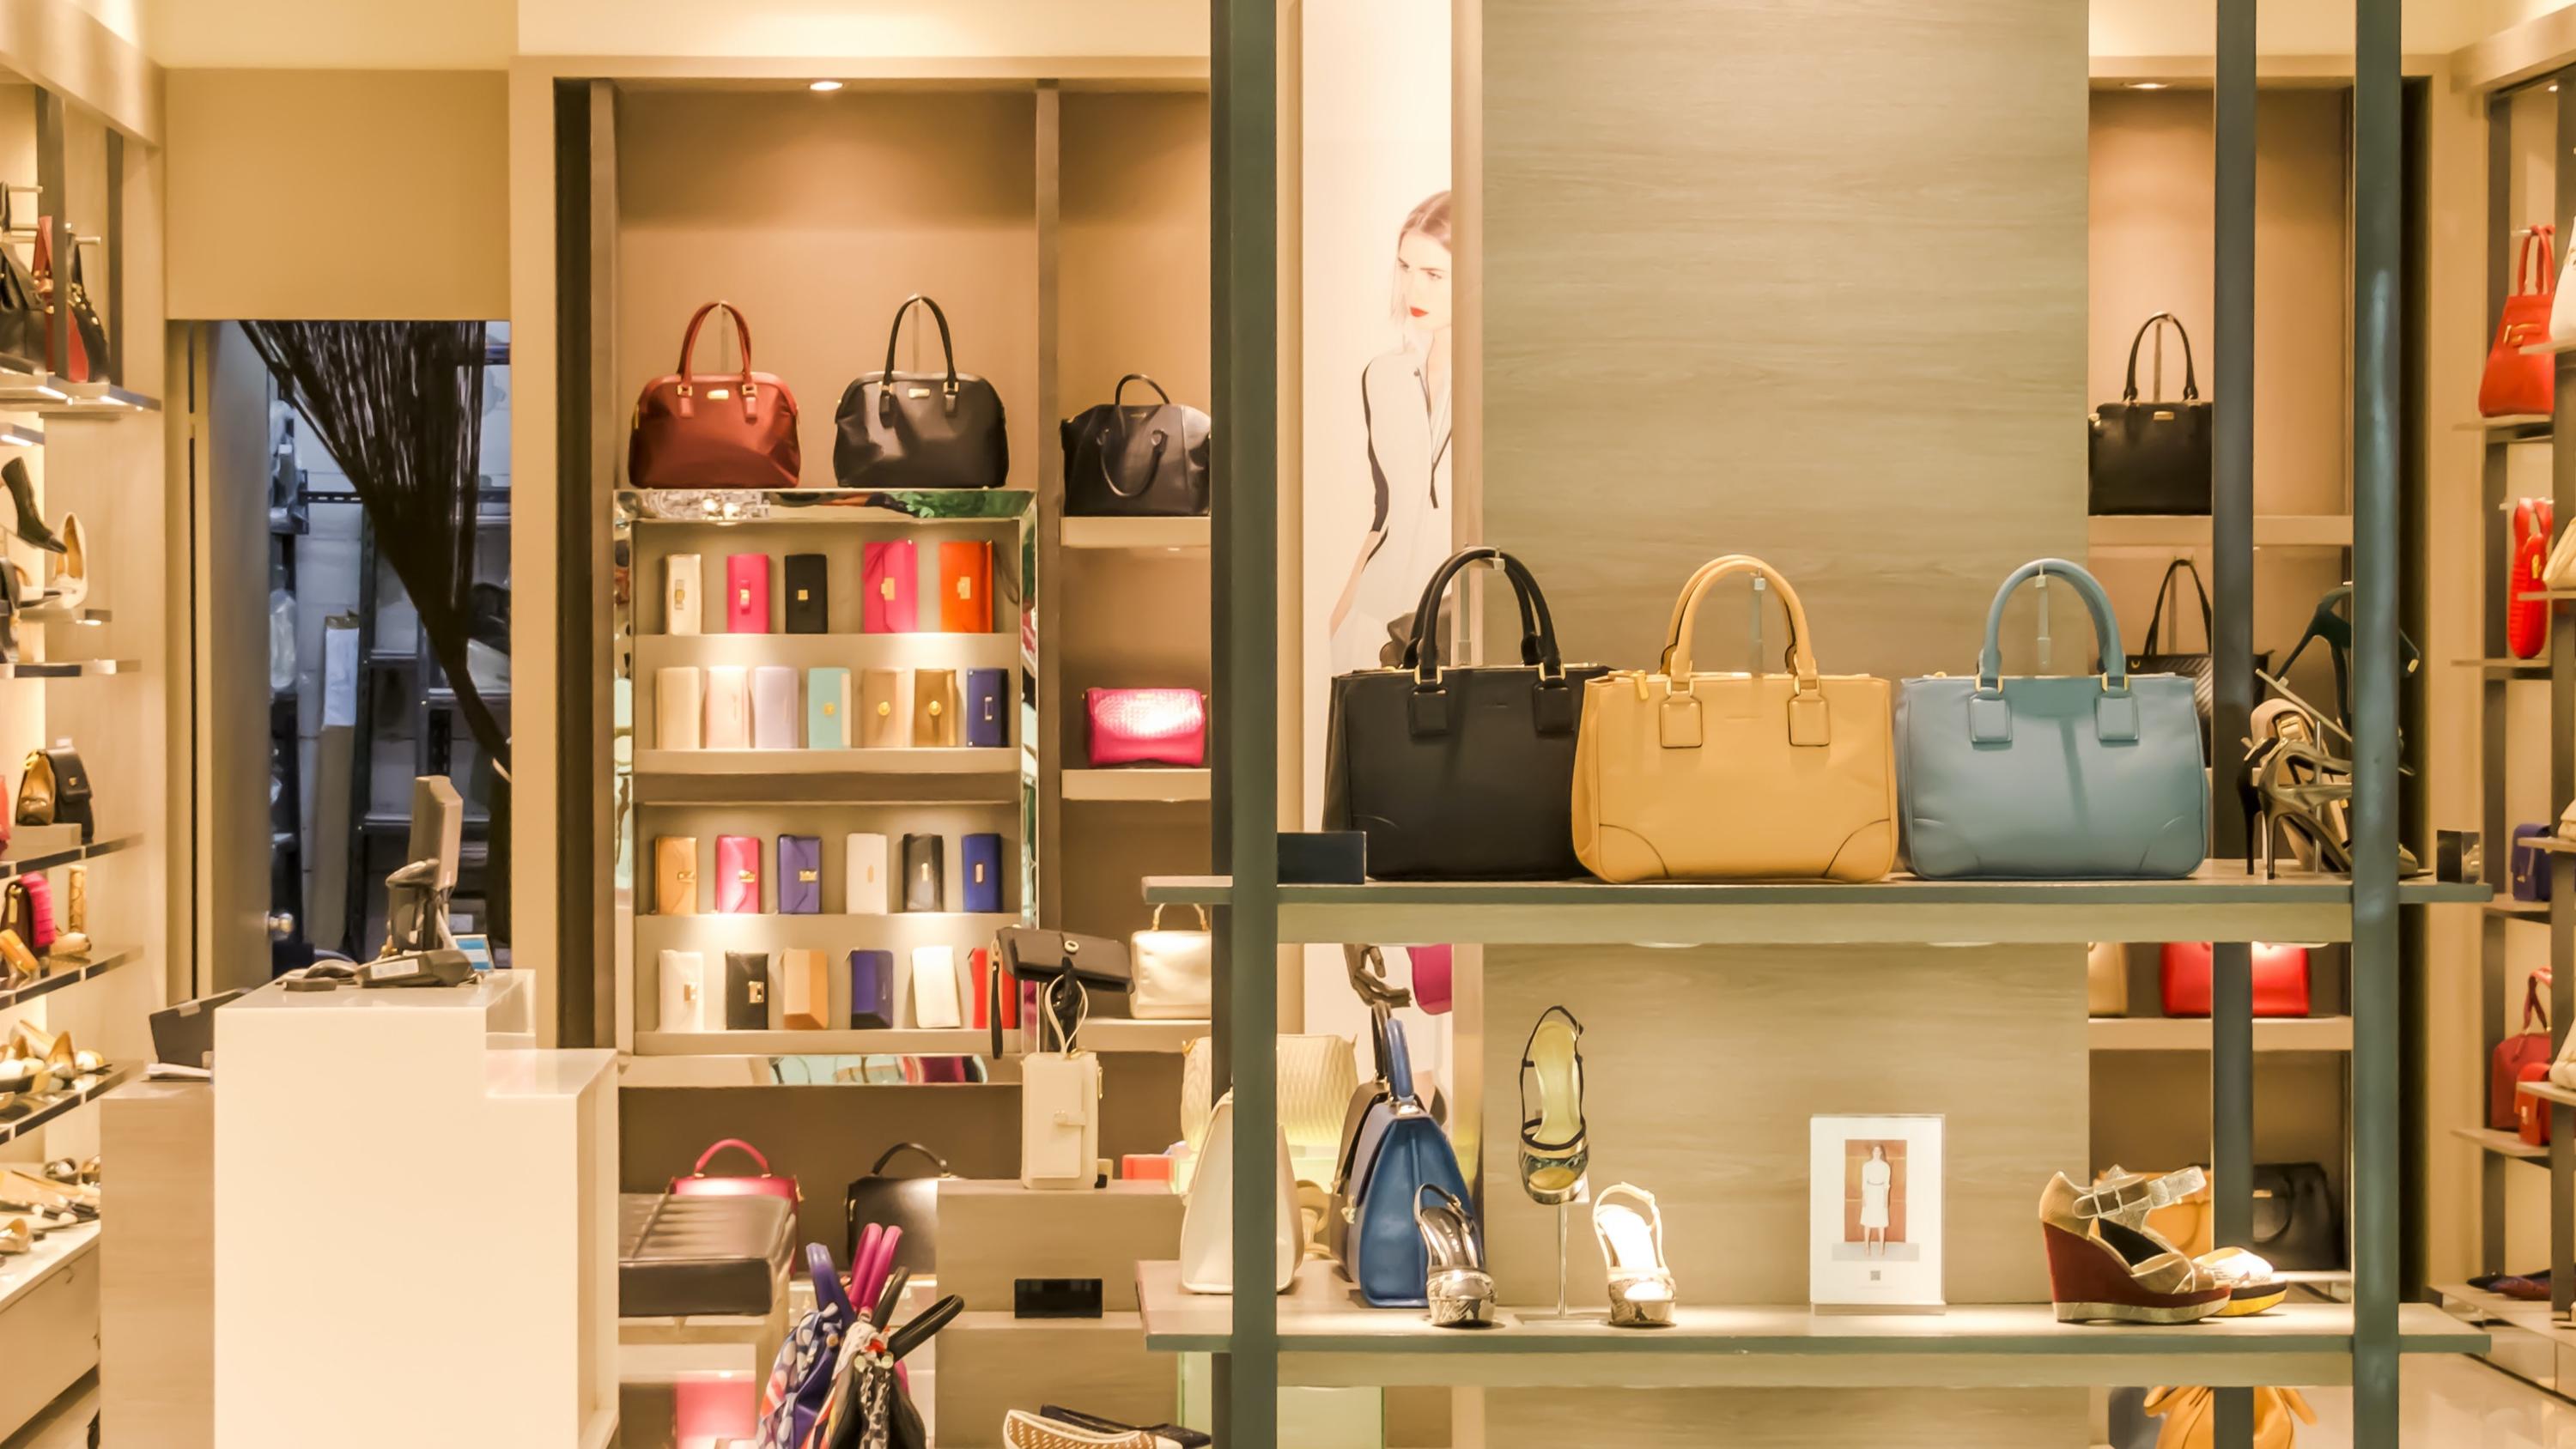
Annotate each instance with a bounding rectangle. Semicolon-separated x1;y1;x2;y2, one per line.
778;834;823;914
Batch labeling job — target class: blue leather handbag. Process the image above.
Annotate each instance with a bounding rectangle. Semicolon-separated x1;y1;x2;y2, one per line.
1897;559;2207;880
1345;1015;1473;1307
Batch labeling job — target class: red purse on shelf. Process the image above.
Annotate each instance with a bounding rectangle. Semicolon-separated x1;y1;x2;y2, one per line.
2482;225;2558;418
669;1137;801;1203
2520;1062;2555;1147
629;301;802;489
2493;971;2552;1131
2156;942;2312;1018
2512;498;2555;660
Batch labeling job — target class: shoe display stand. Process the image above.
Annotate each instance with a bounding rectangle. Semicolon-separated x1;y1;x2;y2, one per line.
1144;5;2469;1449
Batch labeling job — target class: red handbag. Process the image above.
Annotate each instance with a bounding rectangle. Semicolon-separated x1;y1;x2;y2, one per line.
2494;973;2553;1131
2512;499;2555;660
2482;225;2558;417
2520;1062;2555;1147
2156;942;2312;1018
669;1137;800;1203
629;302;802;489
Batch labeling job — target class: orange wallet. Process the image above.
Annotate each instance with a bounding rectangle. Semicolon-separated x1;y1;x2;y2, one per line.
939;541;993;634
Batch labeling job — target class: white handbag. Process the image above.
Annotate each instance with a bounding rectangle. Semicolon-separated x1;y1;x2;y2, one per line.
1176;1090;1299;1295
1179;1033;1358;1157
2551;214;2576;343
702;665;749;749
1022;990;1101;1191
910;945;962;1028
657;949;707;1032
654;667;702;750
665;553;702;635
2545;518;2576;591
1130;904;1212;1021
845;833;890;914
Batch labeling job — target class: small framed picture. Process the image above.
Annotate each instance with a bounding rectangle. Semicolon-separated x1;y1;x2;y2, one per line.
1808;1114;1944;1310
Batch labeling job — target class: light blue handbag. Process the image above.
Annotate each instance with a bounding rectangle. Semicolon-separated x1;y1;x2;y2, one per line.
1896;559;2207;880
1345;1016;1474;1307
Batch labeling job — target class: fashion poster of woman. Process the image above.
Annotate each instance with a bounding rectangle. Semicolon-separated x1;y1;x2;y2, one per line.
1809;1114;1946;1309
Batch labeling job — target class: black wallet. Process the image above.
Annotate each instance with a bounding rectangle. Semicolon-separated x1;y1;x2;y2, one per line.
784;553;829;634
725;950;771;1029
902;834;944;912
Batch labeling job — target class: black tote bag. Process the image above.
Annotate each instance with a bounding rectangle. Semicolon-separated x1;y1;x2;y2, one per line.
1062;373;1212;517
2250;1161;2342;1271
1323;547;1608;880
833;294;1009;489
2089;312;2213;515
2119;557;2271;761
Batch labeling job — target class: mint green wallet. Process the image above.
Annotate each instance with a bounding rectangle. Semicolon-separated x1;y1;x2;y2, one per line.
806;667;852;749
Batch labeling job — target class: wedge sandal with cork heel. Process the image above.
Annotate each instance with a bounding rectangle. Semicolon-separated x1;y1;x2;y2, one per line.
2039;1173;2230;1325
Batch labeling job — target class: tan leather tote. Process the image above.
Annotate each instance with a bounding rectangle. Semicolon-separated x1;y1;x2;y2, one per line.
1571;555;1897;882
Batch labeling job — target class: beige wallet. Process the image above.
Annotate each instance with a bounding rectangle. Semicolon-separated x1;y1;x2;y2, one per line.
653;836;699;916
860;668;914;749
913;669;960;748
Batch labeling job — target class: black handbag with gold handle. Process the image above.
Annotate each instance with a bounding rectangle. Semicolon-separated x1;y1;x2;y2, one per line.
2088;312;2213;516
14;746;88;842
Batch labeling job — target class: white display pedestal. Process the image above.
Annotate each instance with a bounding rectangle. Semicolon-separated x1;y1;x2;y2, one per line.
212;973;617;1449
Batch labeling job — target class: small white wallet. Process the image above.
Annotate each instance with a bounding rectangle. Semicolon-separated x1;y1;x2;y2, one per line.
910;945;962;1028
846;833;890;914
665;553;702;635
655;667;703;750
658;949;708;1032
703;665;749;749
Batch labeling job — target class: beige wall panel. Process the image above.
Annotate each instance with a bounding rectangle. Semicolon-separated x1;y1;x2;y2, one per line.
614;88;1037;494
1059;90;1212;412
1485;1386;2083;1447
164;70;508;320
518;0;1209;61
140;0;512;69
1481;0;2086;1439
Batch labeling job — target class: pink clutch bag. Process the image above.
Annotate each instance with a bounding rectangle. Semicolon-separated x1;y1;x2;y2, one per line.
725;554;769;634
863;541;918;634
715;834;761;913
1084;687;1207;767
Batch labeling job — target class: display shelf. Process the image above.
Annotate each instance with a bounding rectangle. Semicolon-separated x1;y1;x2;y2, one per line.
2451;658;2551;676
2452;1125;2547;1161
2085;514;2353;549
2521;336;2576;356
0;658;137;680
0;947;140;1014
1132;1261;2482;1389
2487;900;2552;919
2518;834;2576;853
2087;1016;2353;1052
633;1028;990;1057
1063;769;1211;803
33;380;161;414
0;833;139;882
617;487;1036;526
2518;1077;2576;1108
634;748;1021;778
1139;869;2492;947
0;1066;131;1144
631;749;1025;805
0;1220;98;1321
0;420;45;448
1060;516;1212;551
2460;415;2553;437
1078;1019;1207;1053
2430;1282;2576;1355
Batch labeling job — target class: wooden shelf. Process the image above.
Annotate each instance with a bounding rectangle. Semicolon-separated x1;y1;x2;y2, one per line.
1078;1018;1207;1053
0;833;139;882
1060;516;1210;551
2451;658;2551;677
0;1220;96;1320
1140;869;2492;947
1133;1261;2483;1388
635;748;1021;777
2087;1016;2353;1052
2486;900;2552;919
2459;415;2553;438
634;1028;990;1057
2521;336;2576;356
2517;1078;2576;1108
0;947;140;1014
30;380;161;415
630;749;1025;803
0;1066;130;1144
0;658;138;679
1062;769;1211;803
2086;514;2352;549
2452;1125;2547;1161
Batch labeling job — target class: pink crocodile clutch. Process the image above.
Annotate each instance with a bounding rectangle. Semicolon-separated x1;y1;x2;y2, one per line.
1084;688;1207;767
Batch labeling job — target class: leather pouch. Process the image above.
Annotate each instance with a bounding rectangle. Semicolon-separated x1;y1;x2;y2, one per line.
911;946;963;1028
863;540;918;633
653;835;700;916
939;541;993;633
725;553;769;633
965;668;1007;748
777;834;822;914
806;667;851;749
963;832;1003;913
781;949;829;1029
846;833;890;913
783;553;828;634
665;553;703;635
861;669;912;748
658;949;708;1032
725;951;771;1030
913;669;960;747
848;949;896;1028
902;833;944;912
751;665;799;749
702;666;749;749
715;834;761;914
655;667;703;750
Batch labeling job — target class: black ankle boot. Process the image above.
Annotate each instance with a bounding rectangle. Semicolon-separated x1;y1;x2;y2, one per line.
3;458;61;554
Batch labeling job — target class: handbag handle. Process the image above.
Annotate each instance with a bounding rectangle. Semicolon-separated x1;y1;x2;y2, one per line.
1403;547;1559;680
1146;902;1212;933
2519;225;2561;299
690;1137;773;1178
878;294;963;423
1662;555;1822;690
1091;375;1179;500
2139;555;2213;656
868;1141;950;1177
1383;1015;1416;1102
673;302;762;425
808;1241;857;1323
1112;373;1172;409
2527;970;2551;1032
2120;312;2200;403
1975;559;2129;692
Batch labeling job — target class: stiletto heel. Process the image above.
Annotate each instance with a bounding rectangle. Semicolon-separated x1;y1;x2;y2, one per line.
3;458;62;554
2038;1173;2228;1325
1516;1006;1589;1206
1413;1184;1495;1328
24;512;84;619
1592;1182;1677;1327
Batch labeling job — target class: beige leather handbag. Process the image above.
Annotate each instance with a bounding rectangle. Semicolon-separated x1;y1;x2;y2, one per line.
1571;555;1897;882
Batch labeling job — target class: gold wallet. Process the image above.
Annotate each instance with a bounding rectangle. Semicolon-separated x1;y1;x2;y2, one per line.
860;668;913;749
913;668;960;748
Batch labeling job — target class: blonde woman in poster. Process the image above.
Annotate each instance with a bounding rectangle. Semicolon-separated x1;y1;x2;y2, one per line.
1329;190;1455;671
1860;1143;1893;1258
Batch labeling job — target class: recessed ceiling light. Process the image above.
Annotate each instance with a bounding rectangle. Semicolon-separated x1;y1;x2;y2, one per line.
2127;81;2169;91
810;79;844;93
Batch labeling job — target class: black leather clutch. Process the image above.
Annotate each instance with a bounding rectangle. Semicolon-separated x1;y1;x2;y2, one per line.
725;950;770;1029
783;553;829;634
901;834;943;912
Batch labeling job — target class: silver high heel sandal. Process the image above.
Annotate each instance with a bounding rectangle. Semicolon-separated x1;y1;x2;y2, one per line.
1593;1182;1677;1327
1414;1183;1496;1328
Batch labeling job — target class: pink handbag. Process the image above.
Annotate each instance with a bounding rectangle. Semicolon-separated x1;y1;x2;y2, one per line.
1084;688;1207;767
864;541;918;634
669;1137;800;1203
1408;944;1452;1015
716;834;761;913
726;554;770;634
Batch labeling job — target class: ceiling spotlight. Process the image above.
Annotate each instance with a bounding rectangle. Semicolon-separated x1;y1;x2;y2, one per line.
2127;81;2169;91
810;79;844;93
